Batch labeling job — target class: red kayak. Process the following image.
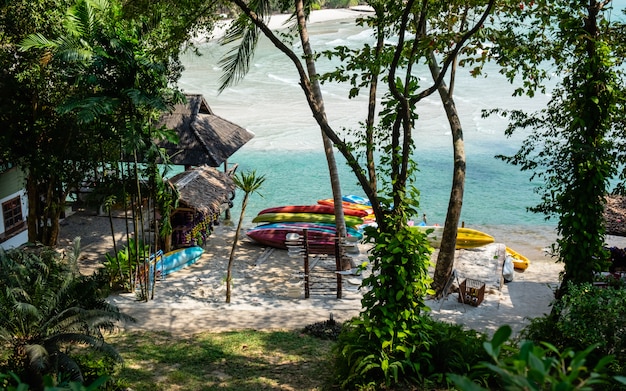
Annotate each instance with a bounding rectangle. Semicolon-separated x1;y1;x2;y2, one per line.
246;226;337;253
258;204;368;218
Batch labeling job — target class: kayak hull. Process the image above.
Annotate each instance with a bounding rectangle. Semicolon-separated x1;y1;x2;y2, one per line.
506;246;530;270
414;226;495;249
252;212;364;227
258;204;368;218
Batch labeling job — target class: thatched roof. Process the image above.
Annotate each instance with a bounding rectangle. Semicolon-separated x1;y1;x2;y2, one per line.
157;94;254;167
605;195;626;237
168;165;235;216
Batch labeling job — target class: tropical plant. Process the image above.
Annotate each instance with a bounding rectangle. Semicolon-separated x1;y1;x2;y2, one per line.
449;325;626;391
486;0;626;296
521;281;626;377
0;244;133;390
21;0;184;299
226;170;266;303
0;371;109;391
334;309;491;389
0;0;100;246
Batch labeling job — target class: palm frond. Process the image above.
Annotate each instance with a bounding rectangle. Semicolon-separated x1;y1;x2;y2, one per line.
19;33;55;51
218;24;260;93
218;0;274;93
56;96;118;123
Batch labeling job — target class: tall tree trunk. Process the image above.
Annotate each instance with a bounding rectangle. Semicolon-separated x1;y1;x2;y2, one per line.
294;0;350;269
428;52;466;296
226;193;249;303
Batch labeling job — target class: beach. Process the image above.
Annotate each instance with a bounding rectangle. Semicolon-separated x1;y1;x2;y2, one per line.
58;207;601;338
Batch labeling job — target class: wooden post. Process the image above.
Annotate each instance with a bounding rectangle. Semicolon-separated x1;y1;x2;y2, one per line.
304;229;310;299
335;237;342;299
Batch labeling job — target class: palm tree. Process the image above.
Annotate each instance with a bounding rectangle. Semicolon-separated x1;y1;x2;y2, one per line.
226;170;266;303
219;0;351;269
22;0;183;298
0;245;133;389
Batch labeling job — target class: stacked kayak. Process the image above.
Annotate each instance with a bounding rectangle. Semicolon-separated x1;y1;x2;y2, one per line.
317;197;376;225
247;222;362;250
252;212;364;227
247;195;373;251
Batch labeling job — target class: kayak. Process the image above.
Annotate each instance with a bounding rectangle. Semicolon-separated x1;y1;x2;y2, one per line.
252;212;364;227
342;194;372;206
506;246;530;270
246;224;359;255
247;226;339;249
413;226;495;249
317;198;373;211
253;222;363;239
139;246;205;284
258;204;368;218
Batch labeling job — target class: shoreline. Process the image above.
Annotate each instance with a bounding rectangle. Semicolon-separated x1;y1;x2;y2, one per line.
191;7;374;44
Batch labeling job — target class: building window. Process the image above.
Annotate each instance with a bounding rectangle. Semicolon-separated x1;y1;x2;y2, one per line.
3;196;24;235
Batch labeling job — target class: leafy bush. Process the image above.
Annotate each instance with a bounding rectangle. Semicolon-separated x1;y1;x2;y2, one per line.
522;281;626;376
449;325;626;391
331;213;435;389
102;238;152;293
0;371;108;390
0;244;133;390
333;315;491;389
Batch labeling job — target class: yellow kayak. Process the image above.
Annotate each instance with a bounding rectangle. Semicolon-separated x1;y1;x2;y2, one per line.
414;226;495;249
506;246;530;270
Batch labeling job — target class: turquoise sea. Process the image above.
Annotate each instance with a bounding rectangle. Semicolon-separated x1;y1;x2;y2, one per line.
175;11;626;261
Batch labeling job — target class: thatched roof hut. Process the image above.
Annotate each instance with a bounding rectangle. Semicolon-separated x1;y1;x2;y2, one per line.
166;165;236;249
168;165;235;216
157;94;254;167
605;195;626;237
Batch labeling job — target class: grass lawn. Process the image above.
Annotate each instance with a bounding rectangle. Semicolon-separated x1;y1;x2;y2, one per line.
106;330;337;390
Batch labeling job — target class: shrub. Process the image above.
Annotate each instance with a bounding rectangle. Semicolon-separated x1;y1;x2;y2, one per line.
0;371;109;390
0;244;132;389
522;281;626;376
333;316;491;389
449;325;626;391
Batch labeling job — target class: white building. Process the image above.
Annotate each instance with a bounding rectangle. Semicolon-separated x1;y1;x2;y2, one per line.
0;164;28;250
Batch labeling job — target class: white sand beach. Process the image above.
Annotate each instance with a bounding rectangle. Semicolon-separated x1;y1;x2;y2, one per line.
58;208;606;338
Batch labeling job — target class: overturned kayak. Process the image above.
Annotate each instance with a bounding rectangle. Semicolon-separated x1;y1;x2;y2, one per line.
413;226;495;249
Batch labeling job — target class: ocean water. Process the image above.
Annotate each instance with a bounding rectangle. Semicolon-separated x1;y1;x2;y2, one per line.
175;14;626;260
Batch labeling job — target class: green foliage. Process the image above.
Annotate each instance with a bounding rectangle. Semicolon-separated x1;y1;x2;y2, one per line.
487;0;626;289
102;238;151;293
332;190;436;388
522;282;626;377
0;371;110;390
334;314;491;389
0;245;132;389
449;325;624;391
